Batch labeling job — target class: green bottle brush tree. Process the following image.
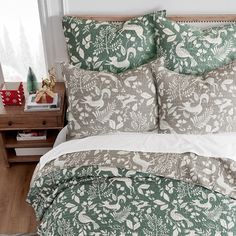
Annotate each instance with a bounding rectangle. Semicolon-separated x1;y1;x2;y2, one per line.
27;67;38;94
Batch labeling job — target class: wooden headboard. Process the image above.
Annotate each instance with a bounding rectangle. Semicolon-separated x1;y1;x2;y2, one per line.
67;14;236;22
67;14;236;28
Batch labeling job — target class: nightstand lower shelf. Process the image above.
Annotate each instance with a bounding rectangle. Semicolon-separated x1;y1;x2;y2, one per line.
5;130;58;148
7;149;41;163
1;128;61;167
8;155;41;163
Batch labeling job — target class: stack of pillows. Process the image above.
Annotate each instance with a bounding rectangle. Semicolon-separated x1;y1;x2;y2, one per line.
62;10;236;140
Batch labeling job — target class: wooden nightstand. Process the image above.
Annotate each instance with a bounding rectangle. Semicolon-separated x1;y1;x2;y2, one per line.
0;82;66;167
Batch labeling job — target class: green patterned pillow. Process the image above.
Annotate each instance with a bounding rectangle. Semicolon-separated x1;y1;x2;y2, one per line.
62;11;166;73
156;16;236;75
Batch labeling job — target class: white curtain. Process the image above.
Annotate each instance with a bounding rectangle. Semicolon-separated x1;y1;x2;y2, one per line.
0;63;4;85
38;0;68;81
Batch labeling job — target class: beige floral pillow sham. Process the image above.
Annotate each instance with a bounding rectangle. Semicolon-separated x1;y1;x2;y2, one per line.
152;58;236;134
62;61;158;140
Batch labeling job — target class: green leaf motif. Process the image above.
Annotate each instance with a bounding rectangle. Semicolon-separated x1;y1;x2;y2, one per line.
62;11;166;73
27;151;236;235
156;16;236;75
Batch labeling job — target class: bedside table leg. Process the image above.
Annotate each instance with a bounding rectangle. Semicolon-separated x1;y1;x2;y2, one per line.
0;132;10;168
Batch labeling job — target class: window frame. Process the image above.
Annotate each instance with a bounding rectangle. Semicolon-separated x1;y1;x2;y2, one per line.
37;0;68;82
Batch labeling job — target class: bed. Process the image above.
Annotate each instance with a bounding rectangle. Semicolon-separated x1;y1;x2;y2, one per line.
27;14;236;235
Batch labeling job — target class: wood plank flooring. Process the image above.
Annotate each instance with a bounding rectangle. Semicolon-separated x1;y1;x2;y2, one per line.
0;159;37;234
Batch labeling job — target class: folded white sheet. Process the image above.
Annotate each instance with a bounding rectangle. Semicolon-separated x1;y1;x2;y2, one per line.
40;132;236;170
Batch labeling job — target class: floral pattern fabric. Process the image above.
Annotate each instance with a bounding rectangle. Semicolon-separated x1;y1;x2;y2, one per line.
62;11;165;73
62;62;158;140
32;150;236;200
28;150;236;235
152;58;236;134
156;16;236;75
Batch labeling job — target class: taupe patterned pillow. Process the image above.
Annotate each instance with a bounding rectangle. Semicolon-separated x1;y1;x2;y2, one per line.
152;58;236;134
62;62;158;139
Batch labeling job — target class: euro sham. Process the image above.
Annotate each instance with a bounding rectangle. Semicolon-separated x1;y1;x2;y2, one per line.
62;62;158;140
152;58;236;134
62;11;166;73
156;16;236;75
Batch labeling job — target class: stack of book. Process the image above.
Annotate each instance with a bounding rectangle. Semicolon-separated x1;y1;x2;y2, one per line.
24;93;60;112
16;130;47;141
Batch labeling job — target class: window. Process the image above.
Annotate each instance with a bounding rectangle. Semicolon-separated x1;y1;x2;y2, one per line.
0;0;46;82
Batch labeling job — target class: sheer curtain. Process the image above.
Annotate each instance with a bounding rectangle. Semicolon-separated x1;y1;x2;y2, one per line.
0;0;46;82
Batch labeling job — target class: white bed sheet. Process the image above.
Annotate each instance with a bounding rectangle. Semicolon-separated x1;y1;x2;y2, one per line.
53;126;68;148
43;131;236;170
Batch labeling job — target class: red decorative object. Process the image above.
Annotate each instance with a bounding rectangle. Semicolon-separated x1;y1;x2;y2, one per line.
0;82;24;106
36;93;54;104
35;87;55;104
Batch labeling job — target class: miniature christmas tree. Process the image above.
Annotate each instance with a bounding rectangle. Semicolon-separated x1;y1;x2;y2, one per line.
27;67;38;94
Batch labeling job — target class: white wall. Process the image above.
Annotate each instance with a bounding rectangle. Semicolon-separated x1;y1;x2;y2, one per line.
63;0;236;15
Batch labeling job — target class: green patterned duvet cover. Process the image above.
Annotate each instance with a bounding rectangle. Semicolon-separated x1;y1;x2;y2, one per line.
28;150;236;235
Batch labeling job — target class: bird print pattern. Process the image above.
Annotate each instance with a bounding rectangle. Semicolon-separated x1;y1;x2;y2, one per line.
156;16;236;75
31;150;236;200
152;58;236;134
62;61;158;140
62;11;166;74
28;150;236;235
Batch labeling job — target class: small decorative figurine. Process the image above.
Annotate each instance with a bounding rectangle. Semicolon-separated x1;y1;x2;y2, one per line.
42;67;56;91
35;67;56;104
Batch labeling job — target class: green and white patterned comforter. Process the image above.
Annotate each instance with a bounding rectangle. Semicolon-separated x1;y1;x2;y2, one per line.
27;134;236;235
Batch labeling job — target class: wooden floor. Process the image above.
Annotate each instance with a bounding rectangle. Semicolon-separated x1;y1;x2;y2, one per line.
0;158;37;234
